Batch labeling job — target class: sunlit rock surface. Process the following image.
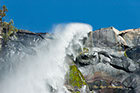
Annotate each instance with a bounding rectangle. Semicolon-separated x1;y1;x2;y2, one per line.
0;27;140;93
73;27;140;93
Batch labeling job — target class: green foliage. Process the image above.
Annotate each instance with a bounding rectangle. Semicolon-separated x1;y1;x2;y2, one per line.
66;62;87;89
0;5;18;41
79;47;89;56
124;52;128;57
2;20;18;41
0;5;8;20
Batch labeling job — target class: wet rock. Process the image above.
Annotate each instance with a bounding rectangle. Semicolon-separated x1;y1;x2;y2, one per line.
0;27;140;93
0;30;53;79
73;27;140;93
121;74;140;93
84;72;129;93
126;46;140;63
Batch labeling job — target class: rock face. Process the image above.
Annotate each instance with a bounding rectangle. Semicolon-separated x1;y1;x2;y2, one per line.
0;27;140;93
119;28;140;47
72;27;140;93
0;30;53;78
1;30;47;56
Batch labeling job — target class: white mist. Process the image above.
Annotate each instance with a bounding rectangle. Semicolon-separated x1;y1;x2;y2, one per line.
0;23;92;93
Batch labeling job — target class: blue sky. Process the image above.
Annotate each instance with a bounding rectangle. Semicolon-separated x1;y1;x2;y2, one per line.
0;0;140;32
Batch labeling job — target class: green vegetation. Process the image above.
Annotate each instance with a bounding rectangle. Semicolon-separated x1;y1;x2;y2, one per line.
2;20;18;41
0;5;8;21
65;48;89;92
0;5;18;42
124;52;128;57
66;62;87;90
79;47;89;55
68;64;87;88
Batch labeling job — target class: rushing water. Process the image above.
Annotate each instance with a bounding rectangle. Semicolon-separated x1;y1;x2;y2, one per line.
0;23;92;93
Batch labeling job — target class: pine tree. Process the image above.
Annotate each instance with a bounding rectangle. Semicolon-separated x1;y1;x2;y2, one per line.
0;5;8;25
0;5;18;47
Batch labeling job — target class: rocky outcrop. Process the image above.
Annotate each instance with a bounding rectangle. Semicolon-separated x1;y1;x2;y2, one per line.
0;27;140;93
0;30;53;77
119;28;140;47
1;29;49;54
71;27;140;93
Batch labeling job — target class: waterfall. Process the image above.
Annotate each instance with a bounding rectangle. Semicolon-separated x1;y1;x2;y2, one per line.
0;23;92;93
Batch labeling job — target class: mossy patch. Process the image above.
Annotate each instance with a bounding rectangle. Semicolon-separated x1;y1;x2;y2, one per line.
79;47;89;56
124;52;128;57
65;62;87;89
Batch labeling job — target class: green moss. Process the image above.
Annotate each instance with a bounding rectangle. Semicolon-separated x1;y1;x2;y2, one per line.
79;47;89;55
66;63;87;89
124;52;128;57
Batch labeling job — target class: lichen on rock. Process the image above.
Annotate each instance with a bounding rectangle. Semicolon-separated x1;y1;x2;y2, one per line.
65;62;89;92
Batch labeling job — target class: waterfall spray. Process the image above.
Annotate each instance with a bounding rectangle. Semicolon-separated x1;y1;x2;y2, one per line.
0;23;92;93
